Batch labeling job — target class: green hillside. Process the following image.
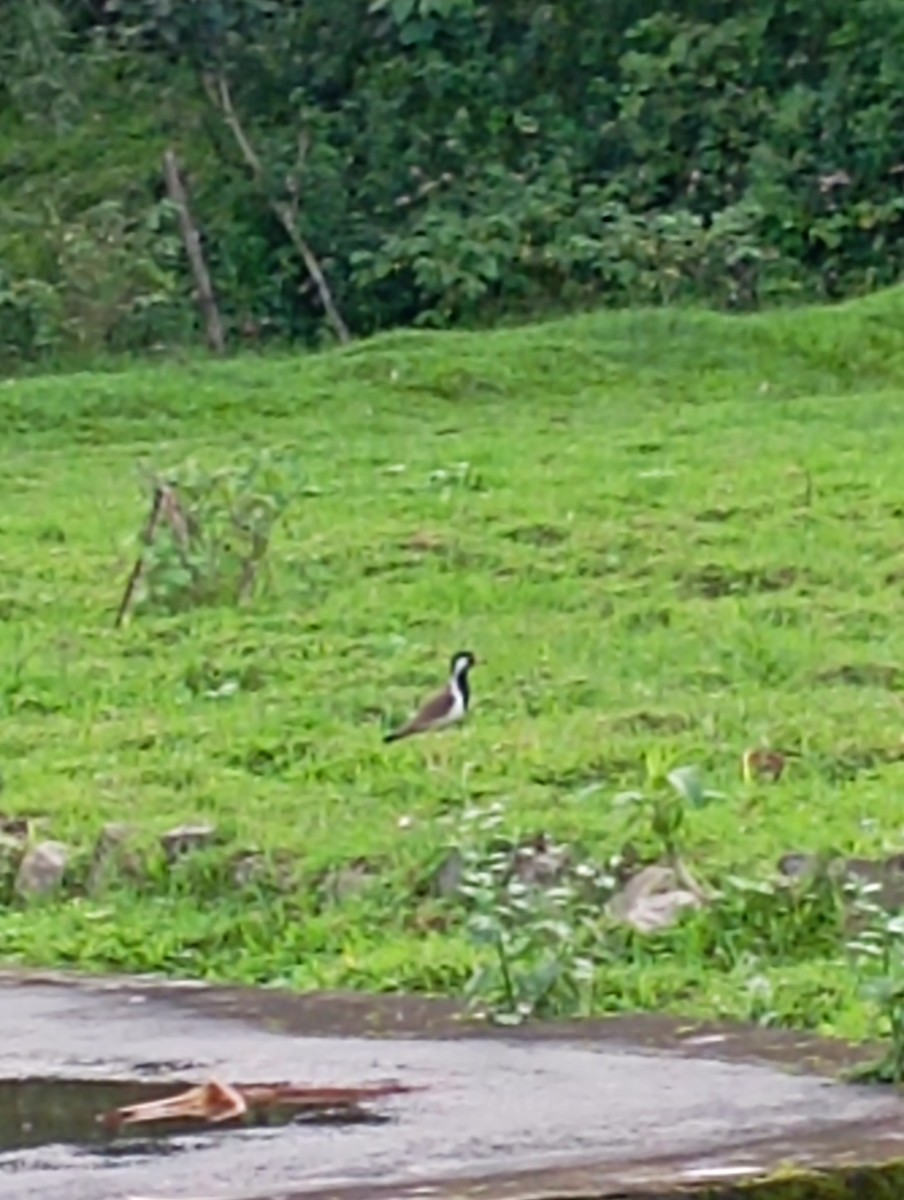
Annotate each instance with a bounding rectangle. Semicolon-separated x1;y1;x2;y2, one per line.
2;293;904;1062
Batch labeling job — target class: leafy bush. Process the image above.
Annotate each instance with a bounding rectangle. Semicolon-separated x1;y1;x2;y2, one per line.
0;199;189;366
0;272;61;366
127;450;302;617
54;199;188;351
848;892;904;1083
452;803;614;1024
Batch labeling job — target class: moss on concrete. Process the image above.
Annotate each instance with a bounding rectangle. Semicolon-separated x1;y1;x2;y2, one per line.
703;1161;904;1199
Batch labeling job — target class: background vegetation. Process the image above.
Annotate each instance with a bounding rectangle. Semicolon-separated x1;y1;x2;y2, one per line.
2;0;904;366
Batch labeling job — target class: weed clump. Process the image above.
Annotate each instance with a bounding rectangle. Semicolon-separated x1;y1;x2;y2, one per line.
116;449;302;621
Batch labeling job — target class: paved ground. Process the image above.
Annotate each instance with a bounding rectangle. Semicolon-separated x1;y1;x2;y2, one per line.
0;970;903;1199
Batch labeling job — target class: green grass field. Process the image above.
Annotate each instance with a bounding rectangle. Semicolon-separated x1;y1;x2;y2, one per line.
3;292;904;1046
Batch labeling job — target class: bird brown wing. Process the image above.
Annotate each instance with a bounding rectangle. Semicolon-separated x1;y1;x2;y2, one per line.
385;686;455;742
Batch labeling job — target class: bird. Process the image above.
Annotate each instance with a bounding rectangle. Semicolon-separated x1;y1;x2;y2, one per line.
383;650;477;744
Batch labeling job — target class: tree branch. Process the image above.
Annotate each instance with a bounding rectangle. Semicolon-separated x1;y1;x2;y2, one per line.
162;149;226;353
114;483;192;628
202;72;351;344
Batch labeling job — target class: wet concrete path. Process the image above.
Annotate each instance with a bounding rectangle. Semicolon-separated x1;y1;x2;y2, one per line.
1;970;903;1199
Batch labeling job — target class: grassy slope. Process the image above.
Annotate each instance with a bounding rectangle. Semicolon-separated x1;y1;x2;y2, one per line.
2;292;904;1038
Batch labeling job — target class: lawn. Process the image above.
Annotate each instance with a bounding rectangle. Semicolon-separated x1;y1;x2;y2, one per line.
2;291;904;1048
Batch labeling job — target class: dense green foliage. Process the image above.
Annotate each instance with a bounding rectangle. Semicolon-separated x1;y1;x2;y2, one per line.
2;0;904;360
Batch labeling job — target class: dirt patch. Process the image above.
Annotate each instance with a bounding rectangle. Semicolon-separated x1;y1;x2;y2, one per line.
815;663;904;690
818;745;904;782
681;564;800;599
617;605;673;630
695;506;743;523
606;710;694;735
530;757;639;789
503;524;570;547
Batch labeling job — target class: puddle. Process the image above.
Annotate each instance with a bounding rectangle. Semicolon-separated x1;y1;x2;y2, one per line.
0;1077;386;1158
0;1079;190;1156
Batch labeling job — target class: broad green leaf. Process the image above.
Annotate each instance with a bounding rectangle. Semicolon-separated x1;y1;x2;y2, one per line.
667;765;706;807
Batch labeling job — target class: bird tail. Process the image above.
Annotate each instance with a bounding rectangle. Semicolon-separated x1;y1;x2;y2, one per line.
383;721;416;744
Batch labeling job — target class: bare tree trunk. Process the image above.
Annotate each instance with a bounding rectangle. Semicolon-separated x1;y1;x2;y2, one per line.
162;149;226;353
202;72;351;345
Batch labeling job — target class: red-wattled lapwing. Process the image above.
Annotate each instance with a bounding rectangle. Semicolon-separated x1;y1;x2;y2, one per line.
383;651;477;745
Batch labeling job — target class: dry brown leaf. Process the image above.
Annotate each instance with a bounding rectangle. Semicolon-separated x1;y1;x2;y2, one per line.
742;747;786;783
101;1079;246;1131
237;1080;420;1114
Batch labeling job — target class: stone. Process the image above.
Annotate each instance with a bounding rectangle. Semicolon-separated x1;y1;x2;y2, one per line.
231;850;266;889
511;834;570;887
14;840;69;897
607;864;702;933
323;860;378;902
0;815;31;842
230;849;296;891
433;849;465;899
160;824;218;865
94;822;134;854
88;823;143;893
778;851;904;914
0;832;25;869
